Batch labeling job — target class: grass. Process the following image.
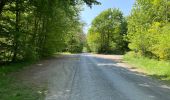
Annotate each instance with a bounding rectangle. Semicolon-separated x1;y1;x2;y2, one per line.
0;61;34;76
0;61;46;100
124;52;170;82
59;52;72;54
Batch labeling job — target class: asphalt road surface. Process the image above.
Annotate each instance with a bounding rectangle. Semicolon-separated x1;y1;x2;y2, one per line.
44;53;170;100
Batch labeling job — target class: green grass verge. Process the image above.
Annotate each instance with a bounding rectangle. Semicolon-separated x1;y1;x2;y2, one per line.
58;52;71;55
0;61;34;76
124;52;170;82
0;62;46;100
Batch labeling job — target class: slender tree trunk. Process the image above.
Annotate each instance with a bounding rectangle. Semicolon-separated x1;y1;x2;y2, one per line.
107;30;110;53
31;16;38;45
12;0;20;62
0;0;6;15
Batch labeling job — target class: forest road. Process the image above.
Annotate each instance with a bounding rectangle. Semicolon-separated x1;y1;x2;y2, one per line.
18;53;170;100
44;53;170;100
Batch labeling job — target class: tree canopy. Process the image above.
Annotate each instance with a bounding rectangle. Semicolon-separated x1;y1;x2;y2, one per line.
0;0;100;62
127;0;170;60
87;8;128;54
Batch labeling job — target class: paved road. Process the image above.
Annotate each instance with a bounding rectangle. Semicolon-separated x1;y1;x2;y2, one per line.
45;53;170;100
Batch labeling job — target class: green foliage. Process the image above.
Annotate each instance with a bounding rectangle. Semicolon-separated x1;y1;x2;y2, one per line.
87;8;128;54
0;0;100;62
147;23;170;60
64;22;86;53
66;33;85;53
0;61;34;76
127;0;170;60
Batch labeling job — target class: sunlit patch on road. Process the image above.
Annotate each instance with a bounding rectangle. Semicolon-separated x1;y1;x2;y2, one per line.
97;63;117;66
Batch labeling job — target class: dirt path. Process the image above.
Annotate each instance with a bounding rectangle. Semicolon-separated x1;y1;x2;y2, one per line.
14;53;170;100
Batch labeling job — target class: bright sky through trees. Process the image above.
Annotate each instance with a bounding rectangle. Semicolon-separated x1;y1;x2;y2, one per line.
81;0;135;33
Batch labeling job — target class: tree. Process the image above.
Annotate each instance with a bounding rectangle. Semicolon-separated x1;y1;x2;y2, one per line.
0;0;100;15
127;0;170;60
87;8;128;54
0;0;100;62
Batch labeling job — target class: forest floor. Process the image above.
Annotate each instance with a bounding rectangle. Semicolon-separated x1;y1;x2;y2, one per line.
1;53;170;100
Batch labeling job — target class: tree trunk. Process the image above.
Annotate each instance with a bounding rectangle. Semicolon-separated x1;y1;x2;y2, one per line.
0;0;6;14
12;0;20;62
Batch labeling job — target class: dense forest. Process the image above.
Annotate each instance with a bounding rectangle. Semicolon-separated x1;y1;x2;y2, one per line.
127;0;170;60
1;0;170;63
0;0;100;63
87;0;170;60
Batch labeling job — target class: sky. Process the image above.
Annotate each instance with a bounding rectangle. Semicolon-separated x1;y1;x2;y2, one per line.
81;0;135;33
